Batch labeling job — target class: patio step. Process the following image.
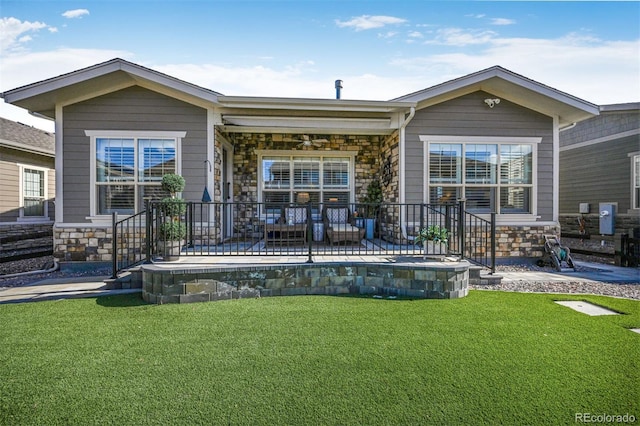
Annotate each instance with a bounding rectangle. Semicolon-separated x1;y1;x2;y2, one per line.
104;267;143;290
468;265;503;285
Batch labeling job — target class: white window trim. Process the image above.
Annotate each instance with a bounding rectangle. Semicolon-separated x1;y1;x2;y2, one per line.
420;135;541;222
17;163;50;221
629;151;640;211
256;150;356;204
85;130;185;221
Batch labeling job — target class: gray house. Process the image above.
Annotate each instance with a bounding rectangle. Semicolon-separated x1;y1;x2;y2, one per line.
559;102;640;237
1;58;599;265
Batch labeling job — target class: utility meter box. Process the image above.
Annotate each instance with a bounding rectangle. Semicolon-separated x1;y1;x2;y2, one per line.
598;203;615;235
579;203;590;214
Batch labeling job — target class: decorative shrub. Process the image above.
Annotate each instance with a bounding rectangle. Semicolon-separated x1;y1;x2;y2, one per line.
161;173;186;196
361;180;383;218
414;225;449;246
159;220;187;241
159;197;186;217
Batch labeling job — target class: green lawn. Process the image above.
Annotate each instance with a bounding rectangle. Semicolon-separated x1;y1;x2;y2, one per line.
1;291;638;425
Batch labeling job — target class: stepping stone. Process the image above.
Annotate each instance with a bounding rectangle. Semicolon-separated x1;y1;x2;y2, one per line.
555;301;620;316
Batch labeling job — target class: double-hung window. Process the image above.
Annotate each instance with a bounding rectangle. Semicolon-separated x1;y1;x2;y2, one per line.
87;131;184;216
20;166;47;218
422;136;539;214
260;152;353;209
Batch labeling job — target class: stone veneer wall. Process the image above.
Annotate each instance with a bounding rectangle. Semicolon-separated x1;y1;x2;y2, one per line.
493;224;560;258
141;261;469;304
53;225;113;262
379;131;400;203
224;133;384;203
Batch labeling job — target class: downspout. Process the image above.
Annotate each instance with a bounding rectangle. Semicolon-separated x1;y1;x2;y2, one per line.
399;107;415;241
553;115;560;224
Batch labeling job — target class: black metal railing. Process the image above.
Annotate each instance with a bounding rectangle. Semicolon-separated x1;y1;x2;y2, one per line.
620;233;639;267
111;201;497;276
112;210;149;278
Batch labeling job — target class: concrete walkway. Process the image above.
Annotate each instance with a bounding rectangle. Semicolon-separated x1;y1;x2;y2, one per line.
0;276;139;304
498;261;639;284
0;258;637;305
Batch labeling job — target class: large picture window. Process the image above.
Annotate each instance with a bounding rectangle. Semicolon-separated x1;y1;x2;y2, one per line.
422;136;539;214
87;131;184;216
260;153;353;209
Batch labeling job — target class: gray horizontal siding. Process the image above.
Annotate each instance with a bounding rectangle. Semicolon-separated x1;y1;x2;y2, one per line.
561;110;639;147
0;159;20;221
405;91;554;220
63;86;207;223
559;135;639;213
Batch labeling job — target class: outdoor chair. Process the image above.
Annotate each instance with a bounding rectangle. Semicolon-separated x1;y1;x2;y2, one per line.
323;206;365;244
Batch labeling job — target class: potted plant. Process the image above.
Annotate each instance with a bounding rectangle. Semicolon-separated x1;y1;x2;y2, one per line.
361;179;382;239
158;173;186;261
415;225;448;258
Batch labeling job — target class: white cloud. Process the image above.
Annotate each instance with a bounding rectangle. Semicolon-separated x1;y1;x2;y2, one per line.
491;18;516;26
62;9;90;19
378;31;398;39
0;17;50;52
335;15;407;31
408;31;423;39
424;28;498;46
392;33;640;105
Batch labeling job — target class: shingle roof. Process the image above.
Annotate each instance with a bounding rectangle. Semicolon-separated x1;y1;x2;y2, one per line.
0;117;54;155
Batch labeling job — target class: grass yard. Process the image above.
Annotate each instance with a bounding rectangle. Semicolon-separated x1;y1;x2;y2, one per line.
1;291;638;425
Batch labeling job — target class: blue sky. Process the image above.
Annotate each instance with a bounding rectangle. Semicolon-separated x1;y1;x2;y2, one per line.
1;1;638;132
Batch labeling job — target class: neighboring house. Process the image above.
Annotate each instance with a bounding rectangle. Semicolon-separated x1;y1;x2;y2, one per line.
1;58;599;264
0;117;55;257
559;102;640;237
0;117;55;223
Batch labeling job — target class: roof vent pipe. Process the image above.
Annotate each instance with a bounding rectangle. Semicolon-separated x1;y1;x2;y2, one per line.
335;80;343;99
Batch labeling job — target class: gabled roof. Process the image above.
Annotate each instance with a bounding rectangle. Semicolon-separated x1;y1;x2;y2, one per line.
0;117;55;156
393;66;599;127
1;58;223;119
2;60;599;130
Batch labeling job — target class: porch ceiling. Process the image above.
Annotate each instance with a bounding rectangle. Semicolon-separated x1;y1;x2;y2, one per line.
219;115;396;135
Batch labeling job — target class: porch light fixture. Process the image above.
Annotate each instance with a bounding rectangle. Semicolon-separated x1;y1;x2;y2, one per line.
297;192;310;203
484;98;501;108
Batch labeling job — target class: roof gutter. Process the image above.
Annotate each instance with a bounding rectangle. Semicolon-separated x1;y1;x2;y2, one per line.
29;111;55;121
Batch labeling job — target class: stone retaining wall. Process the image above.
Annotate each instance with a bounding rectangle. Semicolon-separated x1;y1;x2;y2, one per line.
141;261;470;304
0;223;53;257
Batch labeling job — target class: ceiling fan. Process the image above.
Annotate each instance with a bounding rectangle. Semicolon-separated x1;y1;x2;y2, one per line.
296;135;328;148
